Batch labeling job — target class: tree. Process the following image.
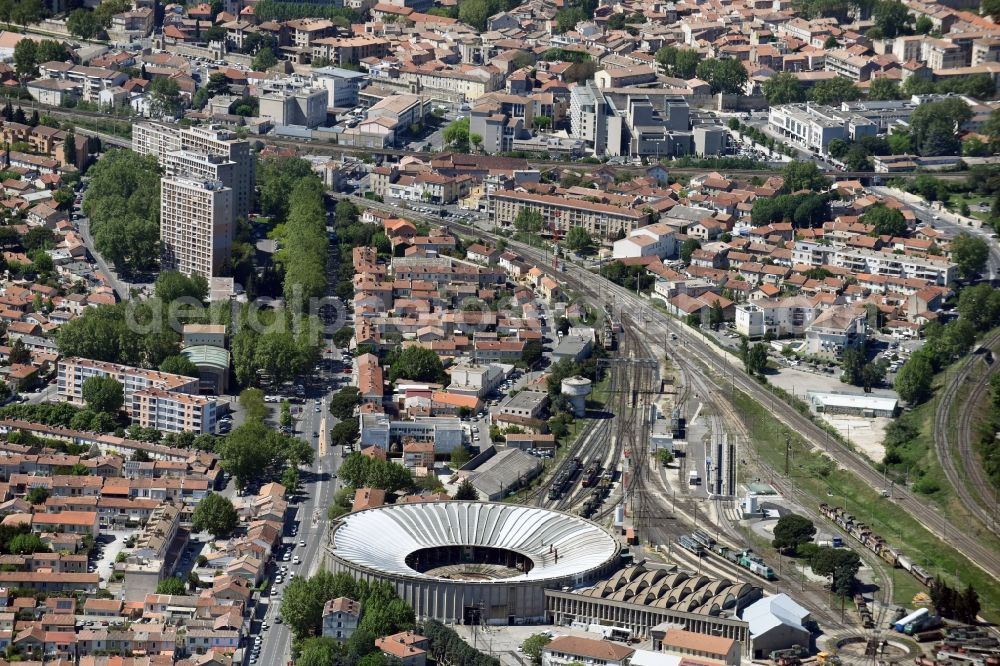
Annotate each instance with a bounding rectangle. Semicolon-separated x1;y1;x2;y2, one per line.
873;0;911;37
807;76;862;105
840;347;867;386
191;492;239;537
521;339;543;368
27;487;49;505
868;77;903;101
695;58;748;94
915;15;933;33
657;449;674;466
843;145;873;172
744;342;769;377
458;0;505;31
780;161;830;193
709;300;724;330
81;149;162;276
450;446;471;469
950;232;989;279
827;139;849;160
514;209;543;233
62;129;78;167
680;238;701;262
823;35;839;48
861;204;907;236
35;40;67;65
388;346;444;382
8;339;29;366
216;421;314;491
159;355;200;378
565;227;592;252
67;9;101;39
149;77;182;118
895;352;933;403
809;547;861;595
8;534;47;555
521;634;552;666
240;388;267;423
329;418;360;449
985;0;1000;21
297;637;340;666
762;72;805;105
252;47;278;71
329;386;361;420
910;98;971;157
156;577;187;595
956;283;1000;331
772;513;816;553
155;270;209;303
453;478;478;500
443;117;471;151
13;39;37;78
82;376;124;414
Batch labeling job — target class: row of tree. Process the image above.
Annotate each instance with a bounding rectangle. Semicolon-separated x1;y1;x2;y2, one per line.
280;174;329;305
772;513;862;595
81;149;162;276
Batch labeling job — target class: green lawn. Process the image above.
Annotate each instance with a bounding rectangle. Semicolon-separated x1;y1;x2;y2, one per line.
945;193;992;221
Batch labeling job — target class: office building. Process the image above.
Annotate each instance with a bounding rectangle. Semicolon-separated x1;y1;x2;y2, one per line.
133;123;254;218
313;67;368;108
768;103;877;155
160;177;233;279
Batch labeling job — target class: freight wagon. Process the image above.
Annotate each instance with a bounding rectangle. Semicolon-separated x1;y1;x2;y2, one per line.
819;503;932;588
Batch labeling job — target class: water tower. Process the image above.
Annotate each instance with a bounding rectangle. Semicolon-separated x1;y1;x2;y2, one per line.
560;376;592;417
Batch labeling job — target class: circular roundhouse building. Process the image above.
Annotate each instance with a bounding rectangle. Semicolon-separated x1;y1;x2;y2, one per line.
328;501;621;624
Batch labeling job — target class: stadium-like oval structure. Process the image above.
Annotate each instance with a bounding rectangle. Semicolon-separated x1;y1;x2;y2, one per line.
327;501;621;623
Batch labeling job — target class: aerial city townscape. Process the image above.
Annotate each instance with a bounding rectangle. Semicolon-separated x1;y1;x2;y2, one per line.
0;0;998;664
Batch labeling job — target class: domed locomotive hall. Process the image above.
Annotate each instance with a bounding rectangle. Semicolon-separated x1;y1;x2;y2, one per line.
327;500;622;624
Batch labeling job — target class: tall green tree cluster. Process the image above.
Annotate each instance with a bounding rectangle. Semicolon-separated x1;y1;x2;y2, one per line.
57;302;182;368
337;452;414;494
761;73;805;105
215;421;314;491
257;156;316;223
252;0;357;22
806;77;862;105
281;570;414;640
930;577;981;624
280;177;329;305
230;306;323;387
654;46;700;79
422;620;501;666
81;149;162;276
909;98;972;157
695;58;748;94
751;192;831;227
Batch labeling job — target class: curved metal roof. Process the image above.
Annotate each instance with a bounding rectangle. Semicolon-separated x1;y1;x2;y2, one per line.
332;501;619;582
181;345;230;370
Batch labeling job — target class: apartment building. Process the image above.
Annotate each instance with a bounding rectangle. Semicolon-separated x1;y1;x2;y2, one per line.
734;297;819;339
613;223;677;259
313;67;368;107
972;38;1000;66
288;18;336;48
768;103;877;155
132;123;254;218
160;176;233;279
829;247;957;284
36;62;127;104
57;358;199;413
322;597;361;642
923;38;966;70
132;388;218;434
823;49;877;82
310;35;391;67
804;304;868;359
398;64;504;101
359;413;464;452
570;82;608;155
489;189;653;240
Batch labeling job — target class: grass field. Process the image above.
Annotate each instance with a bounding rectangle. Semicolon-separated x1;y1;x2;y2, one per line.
945;193;992;220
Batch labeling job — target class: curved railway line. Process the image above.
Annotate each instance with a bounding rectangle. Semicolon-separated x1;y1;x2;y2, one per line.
933;329;1000;535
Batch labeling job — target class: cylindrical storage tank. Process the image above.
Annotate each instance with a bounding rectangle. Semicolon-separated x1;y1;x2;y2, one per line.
560;376;593;417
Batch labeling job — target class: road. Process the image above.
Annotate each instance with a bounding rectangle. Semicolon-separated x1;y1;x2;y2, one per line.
353;195;1000;580
75;213;131;300
254;385;343;666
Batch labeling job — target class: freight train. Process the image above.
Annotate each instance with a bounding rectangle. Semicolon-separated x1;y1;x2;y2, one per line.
548;457;581;500
687;530;778;580
578;480;610;518
819;503;934;587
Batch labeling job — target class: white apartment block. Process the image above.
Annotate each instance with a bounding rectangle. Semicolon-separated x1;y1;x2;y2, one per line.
57;357;200;412
828;247;956;285
613;223;677;259
132;123;254;217
734;297;818;339
37;62;127;104
447;364;504;398
398;65;503;102
163;150;238;223
160;177;233;279
132;388;217;434
570;82;607;155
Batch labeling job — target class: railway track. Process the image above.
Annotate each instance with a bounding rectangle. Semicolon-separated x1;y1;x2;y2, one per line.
19;101;974;179
348;195;1000;581
933;329;1000;535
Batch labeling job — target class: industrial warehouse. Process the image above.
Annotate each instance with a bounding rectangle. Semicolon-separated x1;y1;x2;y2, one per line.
326;501;622;623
